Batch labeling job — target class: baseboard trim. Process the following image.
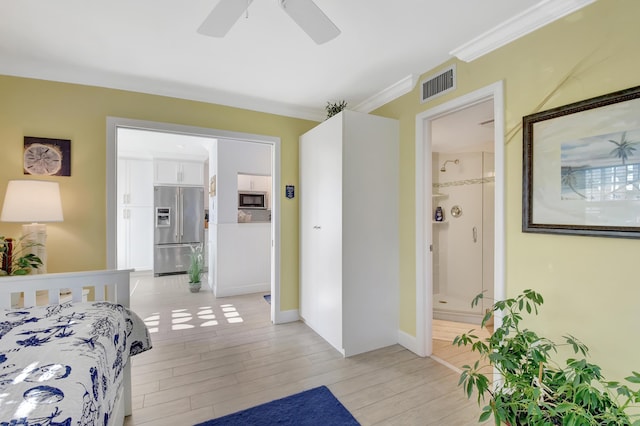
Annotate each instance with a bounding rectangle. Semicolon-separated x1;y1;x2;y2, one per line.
430;354;463;374
214;283;270;298
274;309;299;324
433;310;483;325
398;330;423;356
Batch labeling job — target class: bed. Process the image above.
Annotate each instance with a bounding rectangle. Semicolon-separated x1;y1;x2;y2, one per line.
0;269;152;426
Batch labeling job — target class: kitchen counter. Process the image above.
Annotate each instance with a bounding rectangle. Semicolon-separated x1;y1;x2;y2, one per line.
238;209;271;223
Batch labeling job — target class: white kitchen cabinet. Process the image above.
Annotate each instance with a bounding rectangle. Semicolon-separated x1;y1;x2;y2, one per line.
118;158;153;206
238;174;271;192
154;159;204;186
299;110;399;357
117;206;153;271
237;174;251;191
117;158;153;271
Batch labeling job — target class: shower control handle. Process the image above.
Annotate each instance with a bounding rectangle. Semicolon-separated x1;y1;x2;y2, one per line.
472;226;477;243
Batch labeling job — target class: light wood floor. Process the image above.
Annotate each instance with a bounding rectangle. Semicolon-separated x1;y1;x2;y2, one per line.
432;319;492;372
124;273;488;425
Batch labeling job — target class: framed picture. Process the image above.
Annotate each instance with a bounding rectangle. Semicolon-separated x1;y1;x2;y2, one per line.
523;85;640;239
23;136;71;176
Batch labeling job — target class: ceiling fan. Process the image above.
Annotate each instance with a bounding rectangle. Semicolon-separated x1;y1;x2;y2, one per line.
197;0;341;44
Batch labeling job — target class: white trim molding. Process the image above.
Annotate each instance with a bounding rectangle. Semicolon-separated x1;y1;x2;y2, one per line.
450;0;596;62
397;330;420;355
106;117;284;325
274;309;300;324
414;81;505;358
353;74;418;113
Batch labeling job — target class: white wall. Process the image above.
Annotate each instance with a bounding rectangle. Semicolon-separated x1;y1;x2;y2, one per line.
216;140;271;223
210;139;272;297
207;139;218;290
216;223;271;297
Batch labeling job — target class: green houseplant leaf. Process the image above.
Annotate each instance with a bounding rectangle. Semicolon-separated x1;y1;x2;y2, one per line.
454;289;640;425
0;235;43;276
188;243;203;285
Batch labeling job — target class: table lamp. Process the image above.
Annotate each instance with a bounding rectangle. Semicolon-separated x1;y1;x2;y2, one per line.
1;180;64;274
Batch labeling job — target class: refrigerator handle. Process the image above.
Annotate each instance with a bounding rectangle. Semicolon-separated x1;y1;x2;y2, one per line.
180;190;184;238
175;193;179;240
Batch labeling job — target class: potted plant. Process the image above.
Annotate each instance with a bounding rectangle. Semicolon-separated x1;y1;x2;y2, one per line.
187;244;203;293
325;100;347;119
0;235;43;276
454;289;640;425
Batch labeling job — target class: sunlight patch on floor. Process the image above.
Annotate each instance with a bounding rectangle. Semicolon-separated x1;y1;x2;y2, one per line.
142;303;244;332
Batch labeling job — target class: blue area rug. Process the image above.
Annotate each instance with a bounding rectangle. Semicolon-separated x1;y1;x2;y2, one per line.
194;386;360;426
263;294;271;304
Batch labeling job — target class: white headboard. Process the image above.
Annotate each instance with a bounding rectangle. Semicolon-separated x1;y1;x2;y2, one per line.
0;269;132;309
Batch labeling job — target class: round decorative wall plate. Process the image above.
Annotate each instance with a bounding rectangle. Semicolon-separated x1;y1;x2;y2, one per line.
24;143;62;175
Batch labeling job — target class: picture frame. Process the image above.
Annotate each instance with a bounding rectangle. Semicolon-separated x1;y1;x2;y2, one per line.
23;136;71;176
523;85;640;239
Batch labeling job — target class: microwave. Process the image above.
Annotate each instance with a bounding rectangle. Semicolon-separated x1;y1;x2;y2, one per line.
238;191;267;209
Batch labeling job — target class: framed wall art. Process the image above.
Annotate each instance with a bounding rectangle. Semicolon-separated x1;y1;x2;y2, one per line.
523;85;640;239
23;136;71;176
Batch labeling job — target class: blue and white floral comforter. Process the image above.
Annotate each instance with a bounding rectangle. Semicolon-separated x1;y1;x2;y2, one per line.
0;302;152;426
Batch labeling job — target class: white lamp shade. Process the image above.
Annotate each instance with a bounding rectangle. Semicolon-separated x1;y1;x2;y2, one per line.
1;180;64;223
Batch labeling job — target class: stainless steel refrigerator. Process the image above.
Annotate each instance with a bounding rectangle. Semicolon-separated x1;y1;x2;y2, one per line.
154;186;204;275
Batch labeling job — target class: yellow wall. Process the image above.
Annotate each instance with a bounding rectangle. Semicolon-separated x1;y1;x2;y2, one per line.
374;0;640;381
0;77;316;310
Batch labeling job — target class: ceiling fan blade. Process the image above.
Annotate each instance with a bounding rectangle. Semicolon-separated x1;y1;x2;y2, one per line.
279;0;341;44
198;0;253;37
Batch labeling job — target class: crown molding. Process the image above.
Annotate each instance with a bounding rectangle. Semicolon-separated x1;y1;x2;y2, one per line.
450;0;596;62
353;74;418;113
0;66;326;123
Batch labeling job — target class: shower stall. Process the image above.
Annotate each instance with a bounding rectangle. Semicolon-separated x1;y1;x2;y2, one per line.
432;152;494;324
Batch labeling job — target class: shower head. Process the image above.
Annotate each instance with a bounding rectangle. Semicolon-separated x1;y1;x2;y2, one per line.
440;159;459;172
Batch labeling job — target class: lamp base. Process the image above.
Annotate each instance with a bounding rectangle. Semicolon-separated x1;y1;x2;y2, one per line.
21;223;47;274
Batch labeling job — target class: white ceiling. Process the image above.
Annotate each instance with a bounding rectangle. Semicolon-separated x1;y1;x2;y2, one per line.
432;99;495;153
0;0;563;122
117;128;212;160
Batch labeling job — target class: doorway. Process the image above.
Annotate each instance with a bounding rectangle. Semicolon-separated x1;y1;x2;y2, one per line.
106;117;285;324
414;82;505;357
431;102;494;325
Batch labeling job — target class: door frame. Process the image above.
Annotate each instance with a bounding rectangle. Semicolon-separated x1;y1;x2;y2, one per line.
414;81;506;357
106;117;284;324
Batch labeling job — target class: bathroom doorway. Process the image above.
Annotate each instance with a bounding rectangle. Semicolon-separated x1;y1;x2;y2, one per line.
431;106;495;325
414;82;505;360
